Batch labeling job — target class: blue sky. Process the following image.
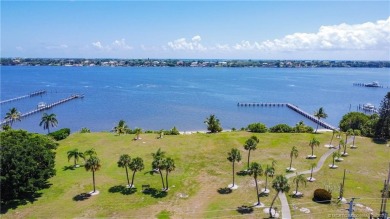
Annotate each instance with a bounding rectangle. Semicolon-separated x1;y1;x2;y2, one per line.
1;1;389;60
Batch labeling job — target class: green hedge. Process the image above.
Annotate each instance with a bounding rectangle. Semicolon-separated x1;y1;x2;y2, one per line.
48;128;71;141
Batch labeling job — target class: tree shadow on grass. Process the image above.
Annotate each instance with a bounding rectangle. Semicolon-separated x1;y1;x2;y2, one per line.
312;197;331;204
236;205;254;214
142;188;167;198
72;193;91;201
62;165;75;171
108;185;137;195
372;138;388;145
217;187;232;195
236;170;249;176
1;192;42;214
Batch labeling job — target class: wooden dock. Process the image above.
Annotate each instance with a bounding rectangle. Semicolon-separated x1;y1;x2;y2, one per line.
1;94;84;125
237;102;337;130
0;90;47;104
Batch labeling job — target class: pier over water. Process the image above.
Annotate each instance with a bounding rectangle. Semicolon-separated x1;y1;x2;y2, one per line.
237;102;337;130
1;94;84;125
0;90;47;104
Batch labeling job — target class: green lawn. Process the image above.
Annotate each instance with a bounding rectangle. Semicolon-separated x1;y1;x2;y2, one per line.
2;131;389;218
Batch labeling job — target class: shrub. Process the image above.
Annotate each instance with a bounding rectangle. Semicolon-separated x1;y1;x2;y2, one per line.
313;188;332;203
80;127;90;133
164;126;180;135
247;122;268;133
269;124;293;133
48;128;70;141
293;121;314;133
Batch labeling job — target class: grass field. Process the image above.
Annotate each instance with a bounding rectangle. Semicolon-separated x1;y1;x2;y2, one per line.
2;131;389;219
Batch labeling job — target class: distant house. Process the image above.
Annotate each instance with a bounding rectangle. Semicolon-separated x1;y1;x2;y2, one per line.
190;62;198;67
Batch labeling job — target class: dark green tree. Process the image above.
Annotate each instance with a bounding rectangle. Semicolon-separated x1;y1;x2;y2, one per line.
339;112;369;132
163;157;175;191
117;154;132;186
85;156;101;193
227;148;241;187
113;120;128;135
243;136;259;170
269;175;290;218
129;157;144;188
4;107;21;128
39;113;58;134
248;162;263;206
204;114;223;133
67;149;85;167
375;92;390;139
1;130;57;203
314;107;328;133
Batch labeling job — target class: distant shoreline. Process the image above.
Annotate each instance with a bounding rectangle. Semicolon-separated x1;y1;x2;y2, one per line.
1;58;389;68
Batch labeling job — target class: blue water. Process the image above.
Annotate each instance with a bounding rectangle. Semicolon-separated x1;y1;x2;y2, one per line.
1;66;389;133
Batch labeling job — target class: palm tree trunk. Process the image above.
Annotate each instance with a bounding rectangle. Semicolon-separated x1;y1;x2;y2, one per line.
254;176;260;205
159;169;165;190
315;123;319;133
265;175;268;190
310;168;313;179
329;133;334;145
352;135;356;146
165;171;169;190
74;158;77;166
92;171;96;192
125;167;130;185
311;146;314;156
130;170;136;187
332;157;335;166
247;150;251;170
232;162;235;186
269;191;279;218
343;144;347;154
289;156;293;169
295;182;299;195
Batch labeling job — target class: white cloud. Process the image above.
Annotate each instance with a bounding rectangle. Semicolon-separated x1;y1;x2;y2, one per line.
92;41;103;49
45;44;68;50
167;35;207;51
256;16;390;52
92;39;133;51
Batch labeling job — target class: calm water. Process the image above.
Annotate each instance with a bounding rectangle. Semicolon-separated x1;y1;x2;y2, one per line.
1;66;389;133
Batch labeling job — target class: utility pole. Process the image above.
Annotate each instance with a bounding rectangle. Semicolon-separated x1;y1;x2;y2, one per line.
348;198;358;219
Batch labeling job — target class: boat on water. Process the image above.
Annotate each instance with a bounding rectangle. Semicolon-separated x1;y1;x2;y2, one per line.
363;103;375;110
364;81;381;87
37;102;46;109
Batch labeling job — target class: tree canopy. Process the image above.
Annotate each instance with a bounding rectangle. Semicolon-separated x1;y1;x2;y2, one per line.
375;92;390;139
0;130;58;203
204;114;223;133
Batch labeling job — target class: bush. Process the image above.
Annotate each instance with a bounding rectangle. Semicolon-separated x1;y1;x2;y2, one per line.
164;126;180;135
293;121;314;133
247;122;268;133
80;127;90;133
48;128;71;141
313;188;332;203
339;112;369;132
269;124;293;133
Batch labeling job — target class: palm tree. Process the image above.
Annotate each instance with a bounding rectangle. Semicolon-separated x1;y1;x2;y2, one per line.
152;148;166;190
117;154;132;186
308;137;320;158
84;156;101;193
343;130;353;156
134;128;142;140
113;120;128;135
248;162;263;206
39;113;58;134
4;107;21;128
67;149;85;167
313;107;328;133
308;163;316;182
292;173;306;197
269;175;290;218
129;157;144;188
263;164;275;192
163;157;175;191
330;151;340;168
288;146;298;171
204;114;222;133
244;136;259;170
84;148;97;158
351;129;361;148
227;148;241;188
328;129;337;147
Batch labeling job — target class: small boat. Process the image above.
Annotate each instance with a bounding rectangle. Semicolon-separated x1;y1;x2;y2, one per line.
364;81;380;87
37;102;46;108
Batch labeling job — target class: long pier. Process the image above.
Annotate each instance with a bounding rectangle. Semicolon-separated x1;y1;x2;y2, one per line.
1;94;84;125
237;102;338;130
0;90;47;104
